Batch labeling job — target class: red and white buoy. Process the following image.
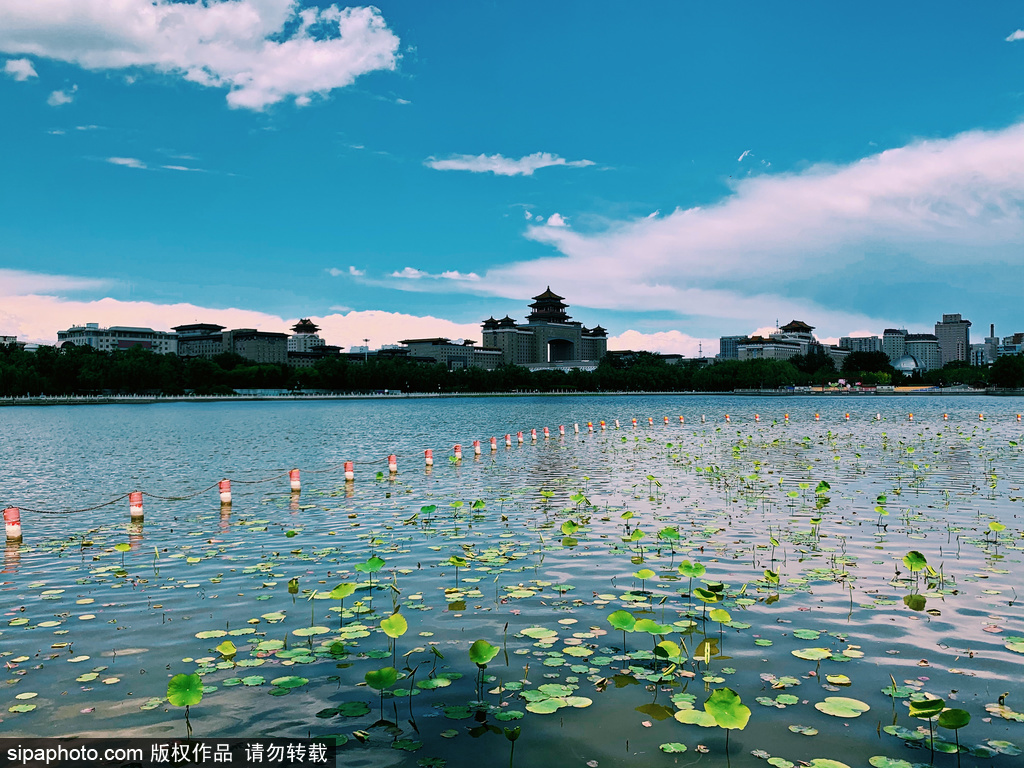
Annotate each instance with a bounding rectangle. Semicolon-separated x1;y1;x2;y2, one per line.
574;423;579;434
425;449;434;467
3;507;21;542
587;422;593;433
505;434;512;447
908;413;914;421
473;440;482;455
814;413;820;421
490;437;498;451
632;418;637;427
559;425;565;436
453;444;463;461
664;416;669;424
388;454;398;473
614;419;620;429
725;414;730;422
219;479;232;505
344;460;355;480
530;428;537;442
679;415;684;423
289;469;301;491
129;491;144;520
517;431;524;444
784;413;789;422
600;420;606;430
845;413;850;421
648;417;654;426
543;427;549;439
943;413;949;421
876;413;881;421
979;413;985;421
754;414;760;422
1017;414;1021;422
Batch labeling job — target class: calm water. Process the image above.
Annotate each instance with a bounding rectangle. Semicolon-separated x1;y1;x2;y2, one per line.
2;395;1023;768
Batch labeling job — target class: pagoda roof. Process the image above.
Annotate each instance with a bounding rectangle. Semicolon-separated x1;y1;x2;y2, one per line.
291;318;321;334
780;319;814;333
531;286;565;301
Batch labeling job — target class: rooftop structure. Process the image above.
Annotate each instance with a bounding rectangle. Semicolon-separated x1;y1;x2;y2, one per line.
58;323;178;355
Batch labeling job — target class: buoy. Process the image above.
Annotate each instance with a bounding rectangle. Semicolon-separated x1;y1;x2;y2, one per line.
574;423;579;434
517;431;524;444
784;413;789;421
943;413;948;421
876;413;881;421
389;454;398;472
3;507;21;542
453;444;463;461
679;415;684;423
531;429;537;441
908;413;914;421
648;417;654;425
425;449;434;467
473;440;481;455
725;414;730;422
701;415;706;423
814;413;820;421
664;416;669;424
754;414;760;422
979;413;985;421
129;491;144;519
219;479;232;505
615;419;620;429
845;413;850;421
543;427;549;439
490;437;498;452
587;422;593;432
344;460;355;480
505;434;512;447
289;468;301;491
600;420;606;430
1017;414;1021;422
559;425;565;436
632;418;637;427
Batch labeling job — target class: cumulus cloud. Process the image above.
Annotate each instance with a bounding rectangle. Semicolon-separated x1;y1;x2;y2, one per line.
107;156;146;169
47;85;76;106
3;57;36;80
389;267;479;281
608;330;717;357
348;266;365;277
0;270;481;349
425;152;595;176
1006;30;1024;42
0;1;400;110
391;267;428;279
546;213;568;227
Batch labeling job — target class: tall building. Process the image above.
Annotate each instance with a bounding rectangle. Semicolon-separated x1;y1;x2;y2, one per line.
934;313;971;366
839;336;882;353
223;329;288;364
904;333;941;372
717;335;745;360
57;323;178;354
882;329;907;363
174;323;227;358
737;320;849;366
480;288;608;369
288;319;326;353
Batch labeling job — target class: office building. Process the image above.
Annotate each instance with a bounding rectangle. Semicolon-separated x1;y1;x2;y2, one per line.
934;313;971;366
57;323;178;354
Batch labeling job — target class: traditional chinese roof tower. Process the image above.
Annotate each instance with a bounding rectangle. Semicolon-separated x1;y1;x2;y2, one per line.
527;287;571;324
291;318;321;335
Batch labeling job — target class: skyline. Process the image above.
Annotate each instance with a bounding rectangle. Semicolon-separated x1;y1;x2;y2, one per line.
2;1;1023;354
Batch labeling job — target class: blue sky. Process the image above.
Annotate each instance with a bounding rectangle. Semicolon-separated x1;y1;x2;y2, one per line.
1;1;1023;353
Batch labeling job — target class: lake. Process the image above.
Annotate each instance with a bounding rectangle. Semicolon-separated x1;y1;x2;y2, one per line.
2;394;1023;768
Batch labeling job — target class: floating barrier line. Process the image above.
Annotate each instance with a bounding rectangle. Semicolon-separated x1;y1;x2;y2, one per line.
16;493;132;516
140;482;222;501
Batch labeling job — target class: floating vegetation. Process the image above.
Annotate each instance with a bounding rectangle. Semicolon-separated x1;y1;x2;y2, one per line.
2;397;1024;767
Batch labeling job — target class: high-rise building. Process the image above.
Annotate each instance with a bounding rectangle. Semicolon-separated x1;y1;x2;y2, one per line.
934;313;971;366
882;329;907;363
288;319;327;353
717;335;745;360
839;336;882;353
905;334;941;372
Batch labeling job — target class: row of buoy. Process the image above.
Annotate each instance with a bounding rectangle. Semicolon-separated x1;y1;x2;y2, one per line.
6;411;1023;542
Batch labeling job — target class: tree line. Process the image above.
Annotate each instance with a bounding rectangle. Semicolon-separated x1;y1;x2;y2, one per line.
1;343;1023;397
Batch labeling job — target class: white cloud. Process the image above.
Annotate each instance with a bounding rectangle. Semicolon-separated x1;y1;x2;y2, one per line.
0;270;481;349
389;267;479;281
47;85;76;106
3;57;36;80
348;266;364;277
107;156;146;169
1006;30;1024;42
737;149;751;162
391;267;428;279
161;164;203;172
546;213;568;227
523;209;533;220
75;124;101;131
0;1;400;110
609;330;717;357
425;152;595;176
395;97;410;105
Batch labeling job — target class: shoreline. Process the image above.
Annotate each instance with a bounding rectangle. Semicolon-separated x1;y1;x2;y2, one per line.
2;388;1022;406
